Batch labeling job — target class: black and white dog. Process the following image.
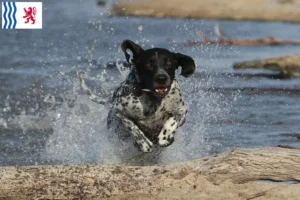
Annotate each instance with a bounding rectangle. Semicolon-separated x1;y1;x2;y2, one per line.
79;40;195;153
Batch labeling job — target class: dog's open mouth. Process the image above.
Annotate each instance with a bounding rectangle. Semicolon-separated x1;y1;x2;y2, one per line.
155;87;168;94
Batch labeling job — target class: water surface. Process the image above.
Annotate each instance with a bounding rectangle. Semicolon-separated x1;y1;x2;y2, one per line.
0;0;300;166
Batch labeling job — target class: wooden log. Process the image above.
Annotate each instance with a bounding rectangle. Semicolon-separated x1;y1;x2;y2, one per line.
185;37;300;46
0;147;300;199
187;25;300;47
187;26;300;46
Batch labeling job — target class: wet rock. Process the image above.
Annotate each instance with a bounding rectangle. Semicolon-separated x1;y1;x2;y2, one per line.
233;54;300;79
97;0;106;7
277;145;299;149
280;133;300;139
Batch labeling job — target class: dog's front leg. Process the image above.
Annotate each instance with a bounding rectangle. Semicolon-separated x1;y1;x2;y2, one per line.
158;107;187;147
115;112;153;152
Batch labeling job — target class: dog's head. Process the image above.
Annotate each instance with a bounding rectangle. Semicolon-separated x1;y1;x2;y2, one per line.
121;40;195;97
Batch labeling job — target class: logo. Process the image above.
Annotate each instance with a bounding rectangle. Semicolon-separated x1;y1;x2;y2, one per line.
2;2;42;29
23;7;36;24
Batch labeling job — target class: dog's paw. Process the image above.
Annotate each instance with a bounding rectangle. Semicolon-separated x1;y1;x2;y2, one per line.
158;131;175;147
158;117;178;147
158;134;175;147
136;138;153;153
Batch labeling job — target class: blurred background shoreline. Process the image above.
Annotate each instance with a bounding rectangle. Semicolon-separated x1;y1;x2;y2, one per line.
113;0;300;23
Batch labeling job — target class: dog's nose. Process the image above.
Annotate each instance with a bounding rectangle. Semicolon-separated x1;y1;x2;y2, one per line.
155;74;168;84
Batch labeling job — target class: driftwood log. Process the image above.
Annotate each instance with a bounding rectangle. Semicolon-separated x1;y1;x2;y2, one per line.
185;36;300;46
1;147;300;200
233;54;300;78
185;24;300;47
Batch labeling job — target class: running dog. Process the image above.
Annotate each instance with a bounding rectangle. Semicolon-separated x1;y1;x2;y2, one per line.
79;40;195;152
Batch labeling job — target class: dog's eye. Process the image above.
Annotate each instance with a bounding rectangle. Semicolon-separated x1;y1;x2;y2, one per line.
145;63;151;67
166;61;172;68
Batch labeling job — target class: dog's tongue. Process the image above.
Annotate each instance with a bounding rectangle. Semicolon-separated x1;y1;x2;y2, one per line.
155;88;168;93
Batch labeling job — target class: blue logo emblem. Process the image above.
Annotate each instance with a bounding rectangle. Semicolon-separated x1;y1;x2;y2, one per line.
2;2;17;29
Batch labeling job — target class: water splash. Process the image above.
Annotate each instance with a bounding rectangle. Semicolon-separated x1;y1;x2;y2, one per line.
42;60;236;165
0;39;238;166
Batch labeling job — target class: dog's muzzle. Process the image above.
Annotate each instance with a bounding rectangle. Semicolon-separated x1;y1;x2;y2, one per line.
153;74;171;94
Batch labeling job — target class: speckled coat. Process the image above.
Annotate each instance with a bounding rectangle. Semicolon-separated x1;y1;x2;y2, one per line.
107;70;187;152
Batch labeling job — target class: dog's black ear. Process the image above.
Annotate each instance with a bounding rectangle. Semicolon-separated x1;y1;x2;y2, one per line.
121;40;144;63
176;53;196;78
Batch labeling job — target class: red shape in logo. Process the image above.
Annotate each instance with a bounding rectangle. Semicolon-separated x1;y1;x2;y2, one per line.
23;7;36;24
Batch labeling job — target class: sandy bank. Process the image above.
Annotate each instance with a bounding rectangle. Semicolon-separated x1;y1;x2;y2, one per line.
112;0;300;23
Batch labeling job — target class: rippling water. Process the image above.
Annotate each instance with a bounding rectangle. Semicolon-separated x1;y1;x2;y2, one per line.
1;0;300;166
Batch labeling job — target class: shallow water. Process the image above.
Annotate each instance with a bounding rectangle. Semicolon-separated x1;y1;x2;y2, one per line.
0;0;300;166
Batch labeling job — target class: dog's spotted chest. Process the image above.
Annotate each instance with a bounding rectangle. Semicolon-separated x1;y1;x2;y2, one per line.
113;80;185;140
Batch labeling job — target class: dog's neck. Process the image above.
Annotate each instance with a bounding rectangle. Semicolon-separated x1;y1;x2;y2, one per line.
129;68;150;91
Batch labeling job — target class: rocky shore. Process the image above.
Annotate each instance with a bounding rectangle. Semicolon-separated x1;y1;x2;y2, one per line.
234;54;300;78
113;0;300;23
1;147;300;200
